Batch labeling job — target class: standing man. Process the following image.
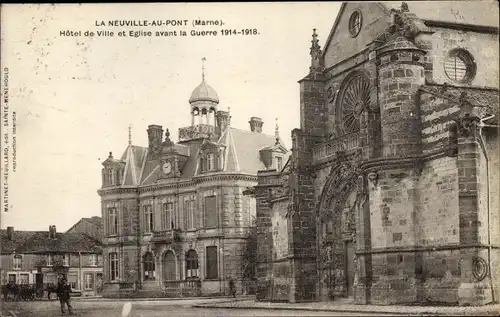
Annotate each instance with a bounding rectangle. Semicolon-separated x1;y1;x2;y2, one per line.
228;278;236;298
57;278;74;315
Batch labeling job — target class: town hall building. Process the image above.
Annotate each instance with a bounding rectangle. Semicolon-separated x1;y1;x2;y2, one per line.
97;65;289;298
255;1;499;307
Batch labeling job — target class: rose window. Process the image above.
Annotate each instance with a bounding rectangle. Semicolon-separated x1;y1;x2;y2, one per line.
338;73;370;134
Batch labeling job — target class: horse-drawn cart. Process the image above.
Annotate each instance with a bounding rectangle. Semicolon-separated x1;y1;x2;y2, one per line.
1;283;46;301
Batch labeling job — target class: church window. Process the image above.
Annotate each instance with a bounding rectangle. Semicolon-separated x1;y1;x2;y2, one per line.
348;10;362;38
444;49;476;83
338;73;370;134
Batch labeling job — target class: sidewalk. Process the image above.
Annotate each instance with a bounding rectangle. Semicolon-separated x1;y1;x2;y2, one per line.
193;298;500;316
72;294;254;302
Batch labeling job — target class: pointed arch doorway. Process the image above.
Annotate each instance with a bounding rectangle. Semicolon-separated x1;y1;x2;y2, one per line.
318;165;360;300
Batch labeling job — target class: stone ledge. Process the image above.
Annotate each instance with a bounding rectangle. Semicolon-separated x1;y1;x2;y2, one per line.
194;299;500;316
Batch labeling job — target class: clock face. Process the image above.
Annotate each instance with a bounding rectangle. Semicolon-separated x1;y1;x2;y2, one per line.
162;162;172;175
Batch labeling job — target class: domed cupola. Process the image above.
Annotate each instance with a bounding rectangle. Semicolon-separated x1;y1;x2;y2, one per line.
190;57;219;127
189;80;219;104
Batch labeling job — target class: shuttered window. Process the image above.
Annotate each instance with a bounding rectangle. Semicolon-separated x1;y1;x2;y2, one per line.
204;196;217;228
205;246;218;280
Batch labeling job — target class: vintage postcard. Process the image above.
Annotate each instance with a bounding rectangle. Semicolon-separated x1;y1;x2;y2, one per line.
1;2;499;317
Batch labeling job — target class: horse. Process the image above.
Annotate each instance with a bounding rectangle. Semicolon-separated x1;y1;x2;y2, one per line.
19;284;36;301
2;284;20;301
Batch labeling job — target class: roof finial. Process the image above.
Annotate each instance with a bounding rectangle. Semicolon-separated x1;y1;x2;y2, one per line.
109;151;113;158
165;128;170;141
310;29;320;55
202;57;206;81
275;117;280;144
310;28;323;73
228;107;231;114
128;124;132;145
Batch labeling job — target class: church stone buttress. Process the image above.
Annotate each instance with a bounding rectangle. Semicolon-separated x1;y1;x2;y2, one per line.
255;1;500;308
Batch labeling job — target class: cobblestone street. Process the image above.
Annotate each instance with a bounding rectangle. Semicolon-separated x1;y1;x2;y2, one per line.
2;297;499;317
1;298;393;317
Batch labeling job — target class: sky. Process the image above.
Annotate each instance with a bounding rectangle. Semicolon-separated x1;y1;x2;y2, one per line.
0;2;342;232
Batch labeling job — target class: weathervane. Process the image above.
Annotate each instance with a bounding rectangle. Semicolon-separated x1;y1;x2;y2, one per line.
128;124;132;145
202;57;206;81
275;117;280;145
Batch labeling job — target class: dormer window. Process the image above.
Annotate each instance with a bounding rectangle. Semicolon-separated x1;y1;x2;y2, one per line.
199;157;205;173
108;169;115;185
276;156;283;171
207;153;215;171
199;150;222;174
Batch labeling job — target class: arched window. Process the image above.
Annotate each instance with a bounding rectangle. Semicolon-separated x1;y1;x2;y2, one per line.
143;252;155;280
185;249;199;279
337;72;370;134
348;10;362;38
163;251;176;281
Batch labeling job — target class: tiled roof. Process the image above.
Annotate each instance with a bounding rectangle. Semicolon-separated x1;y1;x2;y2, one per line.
115;124;290;185
121;145;148;186
1;230;101;254
227;128;290;174
178;140;203;178
21;232;102;253
83;216;103;229
0;230;38;253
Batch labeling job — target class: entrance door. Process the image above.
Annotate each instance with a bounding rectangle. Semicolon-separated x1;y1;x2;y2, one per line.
35;273;43;288
345;240;355;297
96;273;103;294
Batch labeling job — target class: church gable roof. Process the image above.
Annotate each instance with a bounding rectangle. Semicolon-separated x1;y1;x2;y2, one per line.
322;2;499;69
322;2;392;68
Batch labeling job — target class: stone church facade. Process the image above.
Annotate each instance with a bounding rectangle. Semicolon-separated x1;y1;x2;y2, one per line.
98;68;289;298
255;2;499;306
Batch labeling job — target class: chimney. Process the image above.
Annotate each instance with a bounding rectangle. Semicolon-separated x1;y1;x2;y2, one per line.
147;125;164;154
249;117;263;133
7;226;14;241
215;110;231;135
49;225;56;239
